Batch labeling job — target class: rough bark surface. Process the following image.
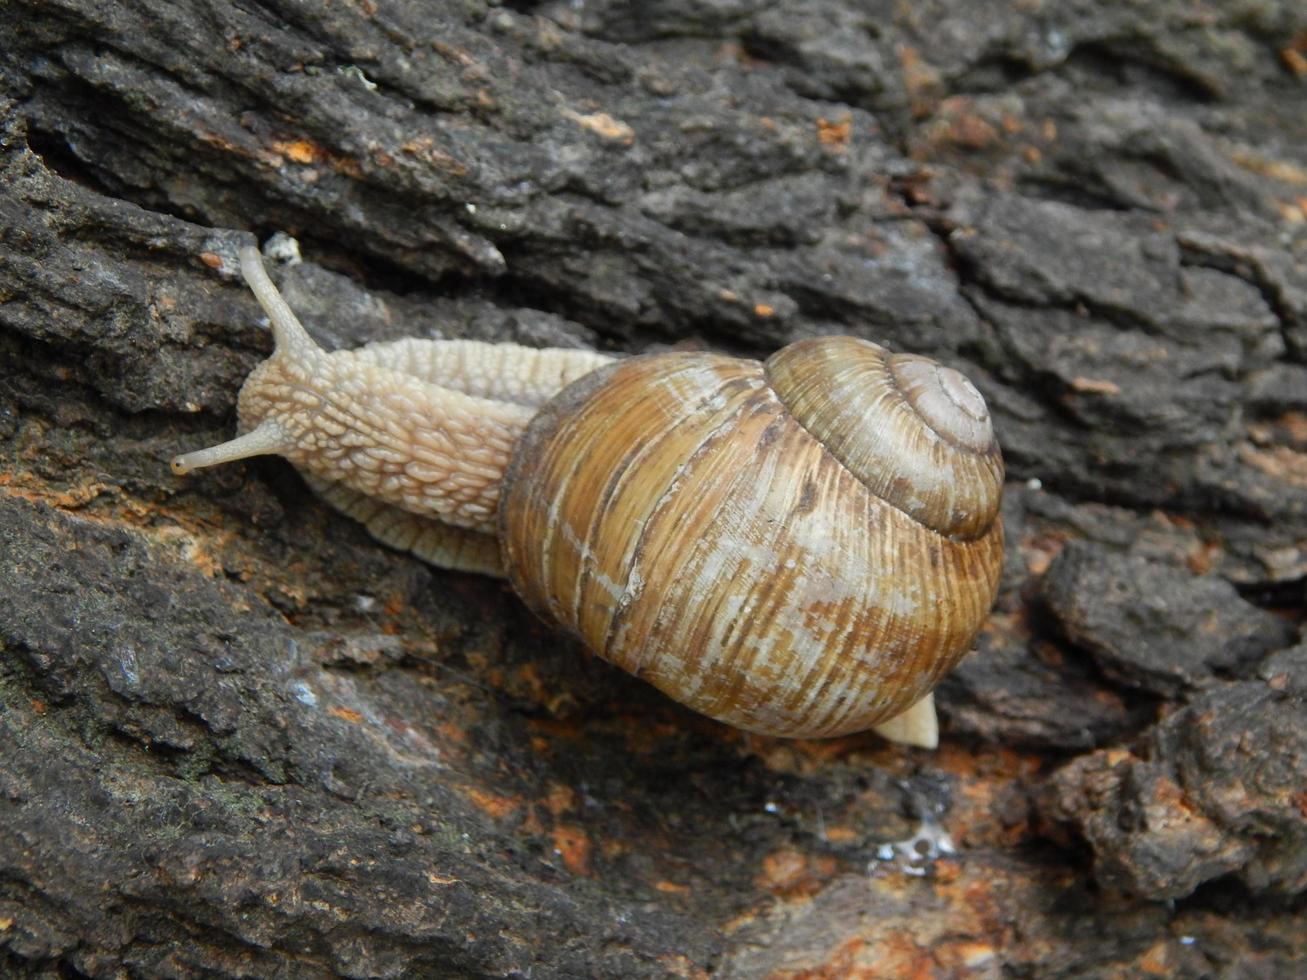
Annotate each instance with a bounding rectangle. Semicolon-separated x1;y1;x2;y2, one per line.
2;0;1306;977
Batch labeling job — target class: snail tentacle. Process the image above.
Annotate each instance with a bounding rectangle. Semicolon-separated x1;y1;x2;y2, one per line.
239;245;317;358
171;249;605;535
171;420;290;475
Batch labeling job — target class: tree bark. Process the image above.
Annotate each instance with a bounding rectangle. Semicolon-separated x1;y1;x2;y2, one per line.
2;0;1306;976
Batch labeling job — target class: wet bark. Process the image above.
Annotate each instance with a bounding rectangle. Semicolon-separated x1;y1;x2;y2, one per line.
2;0;1306;976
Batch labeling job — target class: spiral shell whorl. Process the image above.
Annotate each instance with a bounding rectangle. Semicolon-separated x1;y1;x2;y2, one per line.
499;350;1005;739
764;337;1003;540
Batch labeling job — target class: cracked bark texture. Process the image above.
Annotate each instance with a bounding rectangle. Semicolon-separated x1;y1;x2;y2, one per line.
2;1;1306;977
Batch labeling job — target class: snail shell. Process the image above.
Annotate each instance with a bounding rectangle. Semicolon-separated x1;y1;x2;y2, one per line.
173;247;1004;745
500;339;1004;739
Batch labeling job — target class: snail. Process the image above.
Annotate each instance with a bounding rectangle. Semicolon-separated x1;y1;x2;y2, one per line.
173;246;1004;749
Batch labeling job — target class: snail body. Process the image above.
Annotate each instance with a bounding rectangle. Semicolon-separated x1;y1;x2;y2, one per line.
174;247;1004;746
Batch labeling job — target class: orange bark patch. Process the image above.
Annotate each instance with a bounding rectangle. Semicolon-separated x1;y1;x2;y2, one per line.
266;137;363;178
1186;538;1222;575
756;848;837;899
758;848;807;893
899;46;942;116
4;478;115;510
657;953;706;979
399;137;470;175
1250;411;1307;448
654;880;691;894
563;109;635;146
1229;148;1307;185
1239;443;1307;484
815;114;852;151
822;825;860;845
946;112;1000;150
544;783;578;817
513;662;550;703
1281;33;1307;77
1069;376;1122;395
788;937;869;980
1022;532;1069;576
434;722;469;746
819;934;936;980
551;824;592;875
466;788;522;821
932;741;1043;781
1291;791;1307;818
1139;940;1171;975
934;938;998;973
328;706;364;724
933;858;963;885
271;139;326;165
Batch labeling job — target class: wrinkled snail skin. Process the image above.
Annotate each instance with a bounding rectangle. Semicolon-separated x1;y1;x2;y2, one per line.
171;247;611;575
174;246;1004;748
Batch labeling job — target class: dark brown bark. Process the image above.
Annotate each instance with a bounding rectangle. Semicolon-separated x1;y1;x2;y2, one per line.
2;1;1305;976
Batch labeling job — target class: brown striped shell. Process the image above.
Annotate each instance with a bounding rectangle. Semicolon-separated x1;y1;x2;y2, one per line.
499;336;1004;739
